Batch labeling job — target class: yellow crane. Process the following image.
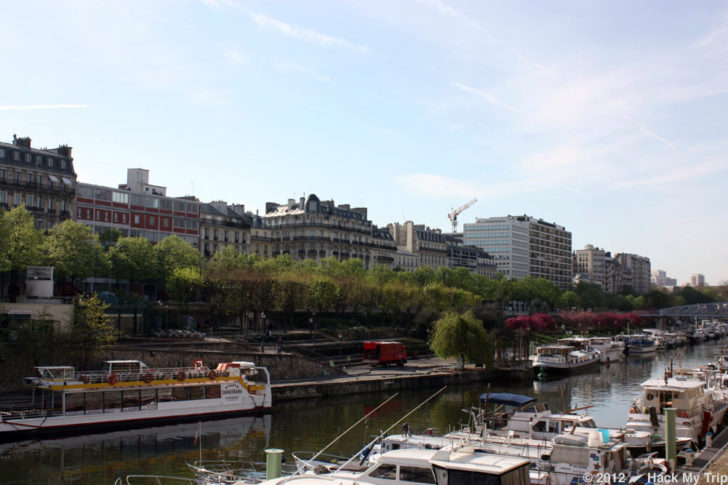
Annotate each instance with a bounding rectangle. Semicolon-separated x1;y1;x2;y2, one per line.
448;198;477;232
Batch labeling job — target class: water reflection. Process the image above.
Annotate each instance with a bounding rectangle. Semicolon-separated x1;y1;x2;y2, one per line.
1;340;725;484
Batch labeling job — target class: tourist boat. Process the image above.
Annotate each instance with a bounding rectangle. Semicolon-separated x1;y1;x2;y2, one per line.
548;431;631;485
587;336;626;363
0;359;271;440
531;338;601;376
626;374;728;446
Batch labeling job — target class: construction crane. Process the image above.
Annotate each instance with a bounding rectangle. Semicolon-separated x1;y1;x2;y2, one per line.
448;198;477;232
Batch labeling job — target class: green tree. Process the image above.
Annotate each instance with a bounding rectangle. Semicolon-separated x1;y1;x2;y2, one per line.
166;266;204;303
155;235;202;285
68;294;118;369
47;220;110;287
0;206;44;272
430;310;494;367
109;237;158;289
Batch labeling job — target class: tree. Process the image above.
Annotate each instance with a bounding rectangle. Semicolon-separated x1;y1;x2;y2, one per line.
166;266;204;303
46;220;110;288
0;206;44;272
109;237;158;289
155;235;202;286
67;294;118;369
430;311;494;367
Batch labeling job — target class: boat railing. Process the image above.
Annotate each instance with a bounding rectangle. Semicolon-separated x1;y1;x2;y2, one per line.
1;407;65;421
74;365;223;385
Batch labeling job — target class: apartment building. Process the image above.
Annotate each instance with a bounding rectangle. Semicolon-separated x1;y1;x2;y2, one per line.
259;194;396;268
463;215;572;290
689;274;705;289
614;253;651;295
388;221;449;270
75;169;200;247
0;135;76;229
199;201;250;257
573;244;607;288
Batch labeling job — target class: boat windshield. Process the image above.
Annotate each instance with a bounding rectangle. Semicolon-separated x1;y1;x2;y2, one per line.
37;367;75;380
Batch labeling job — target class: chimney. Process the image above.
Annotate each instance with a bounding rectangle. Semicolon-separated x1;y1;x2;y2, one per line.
287;198;295;209
56;145;72;157
300;196;305;208
14;136;32;148
265;202;278;214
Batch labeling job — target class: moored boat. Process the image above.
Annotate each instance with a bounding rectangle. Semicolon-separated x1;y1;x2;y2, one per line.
0;359;271;440
531;338;601;377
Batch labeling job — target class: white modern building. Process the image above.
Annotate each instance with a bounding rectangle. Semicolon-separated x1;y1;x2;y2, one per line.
463;215;572;290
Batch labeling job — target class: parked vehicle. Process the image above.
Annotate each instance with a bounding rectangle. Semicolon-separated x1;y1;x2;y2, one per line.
363;342;407;367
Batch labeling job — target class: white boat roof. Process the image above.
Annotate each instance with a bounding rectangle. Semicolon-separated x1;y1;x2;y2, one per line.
641;377;704;391
377;448;529;473
538;345;573;350
35;366;75;370
432;448;530;473
104;360;146;364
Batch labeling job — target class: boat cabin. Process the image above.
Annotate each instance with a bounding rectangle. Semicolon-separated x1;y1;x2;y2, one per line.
104;360;150;375
640;377;705;414
23;366;77;387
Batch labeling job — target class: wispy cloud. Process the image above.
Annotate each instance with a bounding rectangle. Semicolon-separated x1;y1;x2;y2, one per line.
0;104;87;111
250;12;368;53
610;161;727;190
451;82;530;118
223;48;246;64
187;90;233;106
273;61;332;83
638;124;678;152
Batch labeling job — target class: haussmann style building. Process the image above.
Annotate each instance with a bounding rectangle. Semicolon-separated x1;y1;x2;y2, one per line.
0;135;76;230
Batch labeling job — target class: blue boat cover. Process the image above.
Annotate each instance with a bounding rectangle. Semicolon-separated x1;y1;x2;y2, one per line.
479;393;535;406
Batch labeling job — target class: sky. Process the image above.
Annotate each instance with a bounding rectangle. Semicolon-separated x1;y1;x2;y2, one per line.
2;0;727;286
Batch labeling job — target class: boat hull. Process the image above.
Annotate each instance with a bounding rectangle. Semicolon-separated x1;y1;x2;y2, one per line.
532;358;600;377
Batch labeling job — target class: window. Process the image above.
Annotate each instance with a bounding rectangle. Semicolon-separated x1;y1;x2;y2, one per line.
369;464;397;480
162;218;169;228
13;151;19;161
0;191;6;204
105;211;110;222
400;466;435;484
60;160;66;169
134;214;140;224
35;155;42;166
0;149;4;158
149;216;155;225
47;157;53;168
0;169;4;181
26;194;35;207
25;153;31;163
112;191;129;204
48;198;54;210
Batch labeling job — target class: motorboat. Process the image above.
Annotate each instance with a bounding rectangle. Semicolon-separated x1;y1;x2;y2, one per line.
531;338;601;377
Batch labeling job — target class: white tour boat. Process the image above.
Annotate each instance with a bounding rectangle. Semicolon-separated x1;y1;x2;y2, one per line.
0;359;271;440
587;336;626;363
531;338;601;377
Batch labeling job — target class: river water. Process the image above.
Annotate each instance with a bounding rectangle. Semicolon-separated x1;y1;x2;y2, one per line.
1;340;725;484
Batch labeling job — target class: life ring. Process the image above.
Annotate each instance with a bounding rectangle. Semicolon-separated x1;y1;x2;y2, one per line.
208;370;217;380
143;373;153;384
177;371;186;381
107;374;118;386
80;374;89;384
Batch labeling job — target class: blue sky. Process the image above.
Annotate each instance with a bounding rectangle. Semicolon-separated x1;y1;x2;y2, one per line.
2;0;727;286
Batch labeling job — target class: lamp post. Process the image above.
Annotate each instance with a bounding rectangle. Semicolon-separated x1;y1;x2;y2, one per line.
261;312;267;352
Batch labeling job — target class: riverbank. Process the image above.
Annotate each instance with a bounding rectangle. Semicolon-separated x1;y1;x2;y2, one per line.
272;357;491;401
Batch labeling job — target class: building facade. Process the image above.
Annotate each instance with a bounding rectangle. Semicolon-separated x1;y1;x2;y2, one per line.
0;135;76;229
199;201;250;257
573;244;607;288
75;169;200;247
463;215;572;290
652;269;677;288
259;194;396;268
614;253;651;295
388;221;449;270
689;274;705;289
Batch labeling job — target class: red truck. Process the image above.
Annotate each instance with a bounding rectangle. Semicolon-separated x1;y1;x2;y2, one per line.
363;341;407;367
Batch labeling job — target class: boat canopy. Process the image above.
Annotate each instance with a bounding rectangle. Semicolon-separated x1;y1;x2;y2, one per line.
479;393;535;407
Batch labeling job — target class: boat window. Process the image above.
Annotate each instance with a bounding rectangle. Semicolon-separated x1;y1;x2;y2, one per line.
104;391;122;413
434;468;500;485
205;385;221;399
502;465;529;485
369;464;397;480
123;390;140;411
583;419;596;428
173;387;189;401
400;465;436;484
532;421;546;432
159;388;174;402
141;389;157;409
189;386;205;401
548;422;560;433
65;393;84;414
85;392;103;414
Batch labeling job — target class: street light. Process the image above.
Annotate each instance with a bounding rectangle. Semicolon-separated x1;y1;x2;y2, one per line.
310;311;317;343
